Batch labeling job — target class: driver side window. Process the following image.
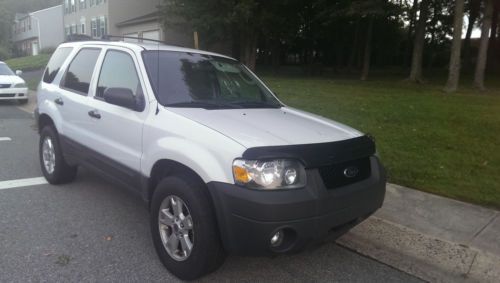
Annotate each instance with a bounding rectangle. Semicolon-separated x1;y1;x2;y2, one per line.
96;50;144;106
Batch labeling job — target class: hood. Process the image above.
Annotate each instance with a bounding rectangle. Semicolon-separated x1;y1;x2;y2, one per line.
0;75;24;85
167;106;363;148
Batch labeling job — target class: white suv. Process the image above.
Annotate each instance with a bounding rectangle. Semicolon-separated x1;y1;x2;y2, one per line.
36;41;386;280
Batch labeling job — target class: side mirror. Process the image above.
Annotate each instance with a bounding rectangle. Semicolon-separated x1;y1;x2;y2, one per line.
16;70;23;76
103;87;138;111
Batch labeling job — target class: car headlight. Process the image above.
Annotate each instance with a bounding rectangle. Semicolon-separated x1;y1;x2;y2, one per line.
13;83;26;88
233;159;306;190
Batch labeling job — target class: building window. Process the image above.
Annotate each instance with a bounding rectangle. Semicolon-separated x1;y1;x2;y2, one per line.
90;0;95;7
64;0;70;14
65;26;70;36
79;0;86;10
91;18;97;37
99;16;107;37
71;0;76;13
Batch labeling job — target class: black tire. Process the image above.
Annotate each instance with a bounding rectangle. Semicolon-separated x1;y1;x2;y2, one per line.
18;99;28;105
39;126;77;184
151;176;226;280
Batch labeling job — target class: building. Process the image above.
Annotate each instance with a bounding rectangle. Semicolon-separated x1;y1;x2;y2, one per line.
12;5;64;56
62;0;192;47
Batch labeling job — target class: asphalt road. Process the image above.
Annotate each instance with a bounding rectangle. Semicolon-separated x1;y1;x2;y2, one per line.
0;102;423;282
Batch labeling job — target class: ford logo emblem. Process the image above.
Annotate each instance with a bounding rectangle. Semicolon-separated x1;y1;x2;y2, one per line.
343;166;359;178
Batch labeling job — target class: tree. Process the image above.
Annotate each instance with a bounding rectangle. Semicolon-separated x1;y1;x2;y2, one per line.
444;0;466;93
474;0;494;90
408;0;430;83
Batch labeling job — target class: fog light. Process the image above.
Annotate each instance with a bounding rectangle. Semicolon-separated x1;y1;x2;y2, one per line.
270;230;284;247
284;168;297;185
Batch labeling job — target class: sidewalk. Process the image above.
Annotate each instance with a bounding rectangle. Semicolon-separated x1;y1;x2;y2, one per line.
338;184;500;282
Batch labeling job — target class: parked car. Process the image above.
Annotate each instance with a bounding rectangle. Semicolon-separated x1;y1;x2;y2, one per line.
35;41;386;280
0;61;28;104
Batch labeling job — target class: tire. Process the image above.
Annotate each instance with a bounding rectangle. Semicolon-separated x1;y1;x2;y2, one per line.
39;126;77;184
151;176;226;280
18;99;28;105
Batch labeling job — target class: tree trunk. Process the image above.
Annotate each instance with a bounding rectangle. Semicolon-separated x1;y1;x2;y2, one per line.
240;31;257;71
408;0;430;82
463;0;481;67
406;0;420;66
474;0;494;90
487;2;499;70
361;17;374;81
444;0;466;93
348;19;361;72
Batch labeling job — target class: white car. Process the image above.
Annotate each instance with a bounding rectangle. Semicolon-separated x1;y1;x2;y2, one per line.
0;61;29;104
35;40;386;280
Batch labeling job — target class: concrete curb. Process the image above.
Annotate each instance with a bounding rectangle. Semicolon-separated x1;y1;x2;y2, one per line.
337;216;500;282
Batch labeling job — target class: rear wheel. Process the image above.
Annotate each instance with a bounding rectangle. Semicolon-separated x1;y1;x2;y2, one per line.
39;126;77;184
150;176;226;280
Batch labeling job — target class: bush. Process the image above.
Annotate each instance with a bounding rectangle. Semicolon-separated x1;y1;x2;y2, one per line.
40;47;55;55
0;45;12;61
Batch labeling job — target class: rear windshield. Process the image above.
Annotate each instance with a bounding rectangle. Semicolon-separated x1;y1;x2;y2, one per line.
142;51;281;109
0;64;14;76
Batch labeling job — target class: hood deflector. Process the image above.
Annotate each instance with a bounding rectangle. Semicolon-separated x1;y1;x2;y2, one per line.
241;135;376;168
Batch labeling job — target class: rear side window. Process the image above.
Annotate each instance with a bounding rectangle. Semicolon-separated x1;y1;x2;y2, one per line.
62;48;101;95
43;47;73;83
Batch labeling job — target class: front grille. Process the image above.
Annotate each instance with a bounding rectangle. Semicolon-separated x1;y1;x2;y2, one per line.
0;93;16;98
318;157;371;189
0;84;11;89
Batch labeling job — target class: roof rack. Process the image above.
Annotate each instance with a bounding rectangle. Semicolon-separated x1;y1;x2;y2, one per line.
101;35;167;45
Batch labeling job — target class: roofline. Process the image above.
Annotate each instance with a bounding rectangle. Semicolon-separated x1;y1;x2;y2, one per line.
30;5;62;16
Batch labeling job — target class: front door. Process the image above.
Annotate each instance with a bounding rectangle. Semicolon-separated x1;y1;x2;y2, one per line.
82;47;148;188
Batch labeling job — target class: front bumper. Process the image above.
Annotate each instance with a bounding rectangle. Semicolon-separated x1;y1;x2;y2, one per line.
207;156;386;256
0;87;29;100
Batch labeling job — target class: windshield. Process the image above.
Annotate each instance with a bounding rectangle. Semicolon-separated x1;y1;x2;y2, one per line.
142;51;282;109
0;64;15;76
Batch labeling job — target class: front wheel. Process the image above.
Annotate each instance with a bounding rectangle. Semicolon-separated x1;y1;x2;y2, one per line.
39;126;77;184
150;176;226;280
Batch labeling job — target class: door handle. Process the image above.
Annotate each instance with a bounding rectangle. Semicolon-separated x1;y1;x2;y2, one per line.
88;110;101;119
54;98;64;106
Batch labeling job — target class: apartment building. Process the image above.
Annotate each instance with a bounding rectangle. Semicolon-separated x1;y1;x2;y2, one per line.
12;6;64;56
62;0;192;47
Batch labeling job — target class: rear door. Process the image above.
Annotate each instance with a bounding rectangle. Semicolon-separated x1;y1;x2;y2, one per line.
57;47;102;146
81;47;149;188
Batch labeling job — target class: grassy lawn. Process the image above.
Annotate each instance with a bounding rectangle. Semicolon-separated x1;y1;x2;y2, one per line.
4;54;51;72
262;73;500;209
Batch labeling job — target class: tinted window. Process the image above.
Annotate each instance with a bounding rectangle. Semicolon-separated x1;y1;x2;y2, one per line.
96;50;142;99
43;47;73;83
142;51;281;109
62;48;100;95
0;64;15;76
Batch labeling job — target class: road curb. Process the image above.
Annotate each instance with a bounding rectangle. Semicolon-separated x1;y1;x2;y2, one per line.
337;216;500;282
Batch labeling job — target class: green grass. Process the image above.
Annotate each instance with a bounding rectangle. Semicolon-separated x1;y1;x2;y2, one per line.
5;54;51;72
261;73;500;209
26;77;40;91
